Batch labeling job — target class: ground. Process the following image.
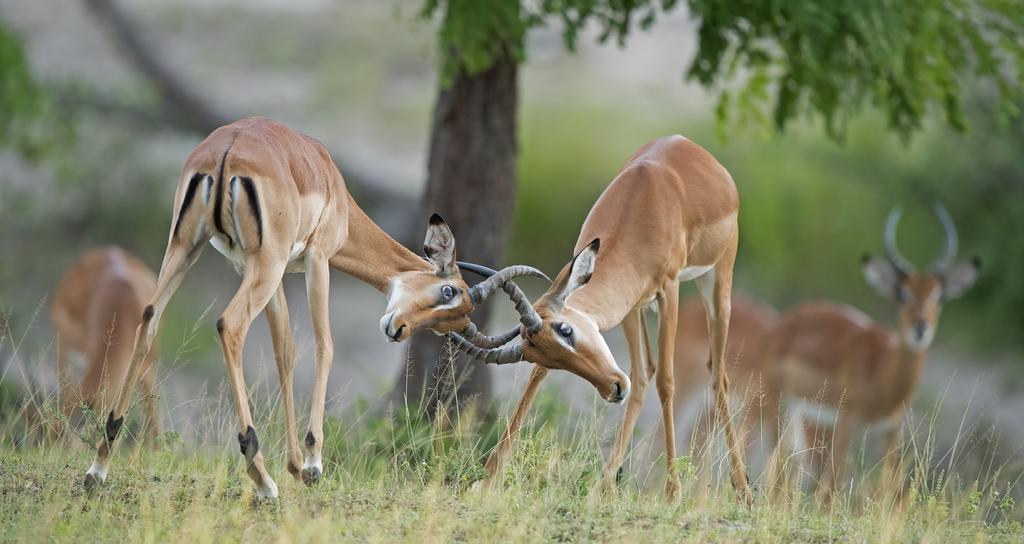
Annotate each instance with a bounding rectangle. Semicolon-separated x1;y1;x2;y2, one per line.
1;403;1022;543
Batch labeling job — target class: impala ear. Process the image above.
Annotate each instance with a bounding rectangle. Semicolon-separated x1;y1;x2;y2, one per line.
423;213;456;276
551;239;599;308
942;257;980;301
862;254;902;300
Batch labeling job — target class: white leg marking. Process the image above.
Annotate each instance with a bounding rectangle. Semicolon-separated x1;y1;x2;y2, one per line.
694;267;717;320
86;459;109;482
255;477;279;500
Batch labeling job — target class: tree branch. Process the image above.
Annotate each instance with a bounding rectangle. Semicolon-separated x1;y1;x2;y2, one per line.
80;0;417;234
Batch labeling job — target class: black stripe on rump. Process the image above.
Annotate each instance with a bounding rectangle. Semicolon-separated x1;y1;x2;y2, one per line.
174;173;206;239
213;144;233;246
238;176;263;246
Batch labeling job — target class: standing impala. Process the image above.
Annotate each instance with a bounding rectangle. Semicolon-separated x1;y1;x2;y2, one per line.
82;117;543;498
51;246;159;443
763;206;980;502
449;135;754;504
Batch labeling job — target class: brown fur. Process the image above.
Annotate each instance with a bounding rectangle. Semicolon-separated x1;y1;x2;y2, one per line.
762;258;978;503
51;246;159;444
487;136;753;504
84;118;482;497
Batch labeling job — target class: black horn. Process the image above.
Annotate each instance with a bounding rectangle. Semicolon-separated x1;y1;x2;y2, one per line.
448;332;524;365
457;261;545;336
459;321;522;348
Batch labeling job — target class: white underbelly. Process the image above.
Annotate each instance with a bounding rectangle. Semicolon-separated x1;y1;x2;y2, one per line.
284;241;308;273
677;264;714;282
210;237;309;274
787;398;899;433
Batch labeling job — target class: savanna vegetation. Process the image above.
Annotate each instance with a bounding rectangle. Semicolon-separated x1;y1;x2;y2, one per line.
2;0;1024;542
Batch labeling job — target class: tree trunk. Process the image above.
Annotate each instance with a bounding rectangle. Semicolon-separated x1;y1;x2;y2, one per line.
391;50;519;416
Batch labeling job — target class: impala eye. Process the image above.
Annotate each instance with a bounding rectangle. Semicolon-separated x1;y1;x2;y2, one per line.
558;322;573;338
440;285;456;300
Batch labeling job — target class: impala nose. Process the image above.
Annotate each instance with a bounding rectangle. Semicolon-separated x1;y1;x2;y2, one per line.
380;312;404;342
914;321;927;341
608;380;628;404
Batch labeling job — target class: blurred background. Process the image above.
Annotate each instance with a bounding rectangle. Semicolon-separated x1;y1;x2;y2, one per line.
1;0;1023;482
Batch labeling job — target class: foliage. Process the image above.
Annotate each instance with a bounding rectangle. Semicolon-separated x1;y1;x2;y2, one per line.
422;0;1024;140
0;19;71;161
512;92;1024;352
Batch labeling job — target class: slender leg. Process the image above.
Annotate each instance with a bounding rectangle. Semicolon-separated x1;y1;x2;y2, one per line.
480;365;549;490
83;242;203;491
816;411;856;506
696;238;754;506
264;283;303;480
301;252;334;486
653;281;683;500
601;308;650;491
218;255;288;499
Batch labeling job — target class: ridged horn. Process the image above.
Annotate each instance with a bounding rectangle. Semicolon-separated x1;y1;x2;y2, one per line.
461;264;550;304
884;207;915;276
459;321;522;348
457;261;545;335
930;204;958;273
447;332;524;365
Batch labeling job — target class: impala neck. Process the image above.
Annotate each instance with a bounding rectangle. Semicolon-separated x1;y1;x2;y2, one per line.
562;239;650;331
888;336;929;407
329;194;431;292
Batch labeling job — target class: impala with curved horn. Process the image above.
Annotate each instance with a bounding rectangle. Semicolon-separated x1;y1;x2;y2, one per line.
448;135;755;504
82;117;544;499
762;204;980;503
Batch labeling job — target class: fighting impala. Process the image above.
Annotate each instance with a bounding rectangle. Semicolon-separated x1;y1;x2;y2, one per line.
763;205;980;502
449;135;755;504
51;246;159;443
82;117;543;498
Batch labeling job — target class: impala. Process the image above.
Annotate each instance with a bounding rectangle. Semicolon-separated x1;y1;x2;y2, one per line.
449;135;754;504
763;206;980;502
672;294;779;476
82;117;543;498
51;246;159;443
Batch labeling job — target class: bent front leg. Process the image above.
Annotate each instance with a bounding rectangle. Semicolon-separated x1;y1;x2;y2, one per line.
481;365;548;491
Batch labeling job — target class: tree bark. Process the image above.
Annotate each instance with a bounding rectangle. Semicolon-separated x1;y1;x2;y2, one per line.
392;51;519;416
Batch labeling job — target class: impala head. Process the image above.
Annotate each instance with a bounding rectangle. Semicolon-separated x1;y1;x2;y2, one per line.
448;239;630;404
381;214;548;342
862;205;980;351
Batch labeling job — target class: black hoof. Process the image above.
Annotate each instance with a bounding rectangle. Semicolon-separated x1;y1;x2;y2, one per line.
301;465;321;487
83;473;101;494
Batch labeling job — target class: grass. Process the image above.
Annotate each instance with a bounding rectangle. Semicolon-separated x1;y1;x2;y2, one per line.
1;383;1023;544
1;310;1022;542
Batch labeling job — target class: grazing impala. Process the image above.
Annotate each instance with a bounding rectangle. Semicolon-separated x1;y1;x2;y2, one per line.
673;294;779;473
51;246;159;443
449;135;754;504
763;206;980;502
82;117;543;498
